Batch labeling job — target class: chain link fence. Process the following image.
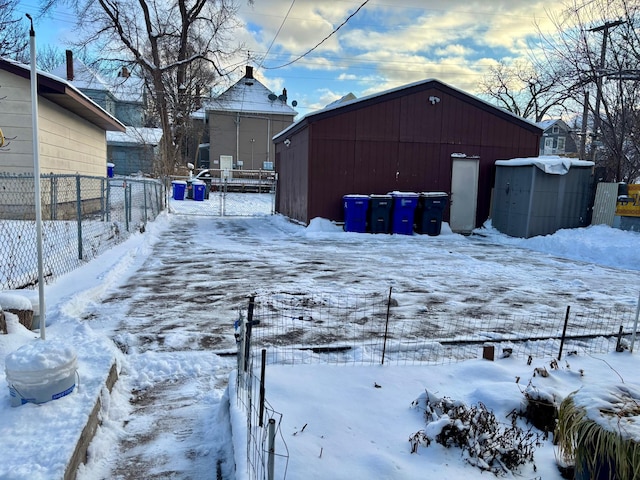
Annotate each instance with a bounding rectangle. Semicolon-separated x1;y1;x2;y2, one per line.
0;173;165;290
234;290;638;480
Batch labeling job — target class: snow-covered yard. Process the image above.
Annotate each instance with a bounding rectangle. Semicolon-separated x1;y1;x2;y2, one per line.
1;193;639;479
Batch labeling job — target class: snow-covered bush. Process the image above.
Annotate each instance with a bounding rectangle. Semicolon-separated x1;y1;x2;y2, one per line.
410;391;543;475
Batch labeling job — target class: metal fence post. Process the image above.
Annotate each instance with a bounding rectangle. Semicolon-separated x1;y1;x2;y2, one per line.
76;174;83;260
558;306;571;361
382;286;393;365
124;181;130;232
244;296;256;372
100;177;106;221
143;180;148;225
259;349;266;427
267;418;276;480
106;178;111;222
128;182;132;225
49;175;55;220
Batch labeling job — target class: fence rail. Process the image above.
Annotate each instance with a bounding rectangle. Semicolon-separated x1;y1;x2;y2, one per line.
234;290;638;480
0;173;165;290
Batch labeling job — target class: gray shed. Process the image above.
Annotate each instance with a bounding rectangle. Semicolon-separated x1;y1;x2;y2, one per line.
492;156;594;238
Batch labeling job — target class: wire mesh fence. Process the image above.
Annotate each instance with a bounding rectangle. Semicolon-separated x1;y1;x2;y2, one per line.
248;290;637;366
234;290;638;479
234;351;289;480
0;173;165;290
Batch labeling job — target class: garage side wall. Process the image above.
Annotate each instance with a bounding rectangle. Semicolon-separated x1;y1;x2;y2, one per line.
276;128;310;223
304;86;540;224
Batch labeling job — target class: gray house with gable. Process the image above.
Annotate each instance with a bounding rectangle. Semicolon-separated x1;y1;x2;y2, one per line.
196;66;297;171
537;119;579;157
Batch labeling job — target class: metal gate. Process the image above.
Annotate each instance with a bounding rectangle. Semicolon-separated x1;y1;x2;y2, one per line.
169;174;276;217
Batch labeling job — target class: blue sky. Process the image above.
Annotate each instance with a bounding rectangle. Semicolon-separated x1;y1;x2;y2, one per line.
14;0;562;118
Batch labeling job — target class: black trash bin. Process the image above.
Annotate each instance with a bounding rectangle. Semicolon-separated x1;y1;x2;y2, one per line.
186;179;194;199
368;194;393;233
415;192;448;236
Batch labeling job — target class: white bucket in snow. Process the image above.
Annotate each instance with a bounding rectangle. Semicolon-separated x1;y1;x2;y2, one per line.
5;340;77;407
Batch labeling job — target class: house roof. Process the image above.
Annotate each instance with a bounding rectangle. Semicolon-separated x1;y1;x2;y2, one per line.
536;118;571;132
50;58;111;92
50;58;145;103
107;127;163;146
274;78;542;141
199;66;297;117
0;57;125;132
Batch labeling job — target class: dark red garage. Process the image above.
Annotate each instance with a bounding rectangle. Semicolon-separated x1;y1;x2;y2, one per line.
273;78;542;233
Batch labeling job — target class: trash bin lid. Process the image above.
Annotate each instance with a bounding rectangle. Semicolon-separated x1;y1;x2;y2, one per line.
420;191;448;197
343;194;369;199
172;180;187;185
389;191;419;197
370;194;392;198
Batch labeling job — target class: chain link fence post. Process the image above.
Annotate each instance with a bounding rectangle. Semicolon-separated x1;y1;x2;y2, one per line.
75;174;83;260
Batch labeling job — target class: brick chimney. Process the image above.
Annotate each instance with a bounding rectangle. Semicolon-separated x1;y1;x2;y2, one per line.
244;65;254;86
65;50;74;81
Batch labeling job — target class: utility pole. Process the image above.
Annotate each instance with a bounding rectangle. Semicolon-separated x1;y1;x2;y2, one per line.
588;19;625;168
580;90;589;160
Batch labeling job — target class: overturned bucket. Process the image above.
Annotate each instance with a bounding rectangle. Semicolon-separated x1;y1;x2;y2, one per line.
5;340;77;407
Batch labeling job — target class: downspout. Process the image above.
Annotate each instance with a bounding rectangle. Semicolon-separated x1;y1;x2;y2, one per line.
236;112;240;165
267;118;271;165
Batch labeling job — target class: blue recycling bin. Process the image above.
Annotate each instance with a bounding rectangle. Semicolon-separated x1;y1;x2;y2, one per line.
369;194;393;233
193;181;206;201
390;192;419;235
107;163;114;178
415;192;448;236
172;180;187;200
343;195;369;233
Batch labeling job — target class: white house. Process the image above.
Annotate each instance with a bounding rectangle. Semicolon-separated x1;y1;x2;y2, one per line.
0;57;125;176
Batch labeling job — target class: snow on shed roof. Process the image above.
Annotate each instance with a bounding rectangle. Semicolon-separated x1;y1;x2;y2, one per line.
495;155;594;175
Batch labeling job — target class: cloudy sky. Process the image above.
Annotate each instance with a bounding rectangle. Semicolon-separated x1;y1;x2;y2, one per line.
16;0;566;115
235;0;564;115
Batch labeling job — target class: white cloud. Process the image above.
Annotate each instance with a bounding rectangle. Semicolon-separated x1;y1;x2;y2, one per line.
234;0;569;110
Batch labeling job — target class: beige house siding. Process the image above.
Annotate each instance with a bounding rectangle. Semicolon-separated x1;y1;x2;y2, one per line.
0;70;107;177
209;111;295;171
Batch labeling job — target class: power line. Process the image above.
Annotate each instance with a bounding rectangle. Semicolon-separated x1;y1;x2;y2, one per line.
257;0;296;69
263;0;370;70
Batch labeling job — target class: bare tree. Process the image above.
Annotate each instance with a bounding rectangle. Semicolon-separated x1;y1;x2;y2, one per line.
42;0;246;176
539;0;640;181
0;0;29;60
36;44;67;71
479;60;574;123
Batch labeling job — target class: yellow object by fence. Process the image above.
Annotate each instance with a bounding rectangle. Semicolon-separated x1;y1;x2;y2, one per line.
616;184;640;217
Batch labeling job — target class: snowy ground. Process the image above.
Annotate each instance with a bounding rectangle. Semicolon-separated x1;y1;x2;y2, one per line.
1;192;639;479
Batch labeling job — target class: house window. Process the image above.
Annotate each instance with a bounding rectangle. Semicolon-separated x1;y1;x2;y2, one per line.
544;137;554;152
557;137;566;152
552;125;559;134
